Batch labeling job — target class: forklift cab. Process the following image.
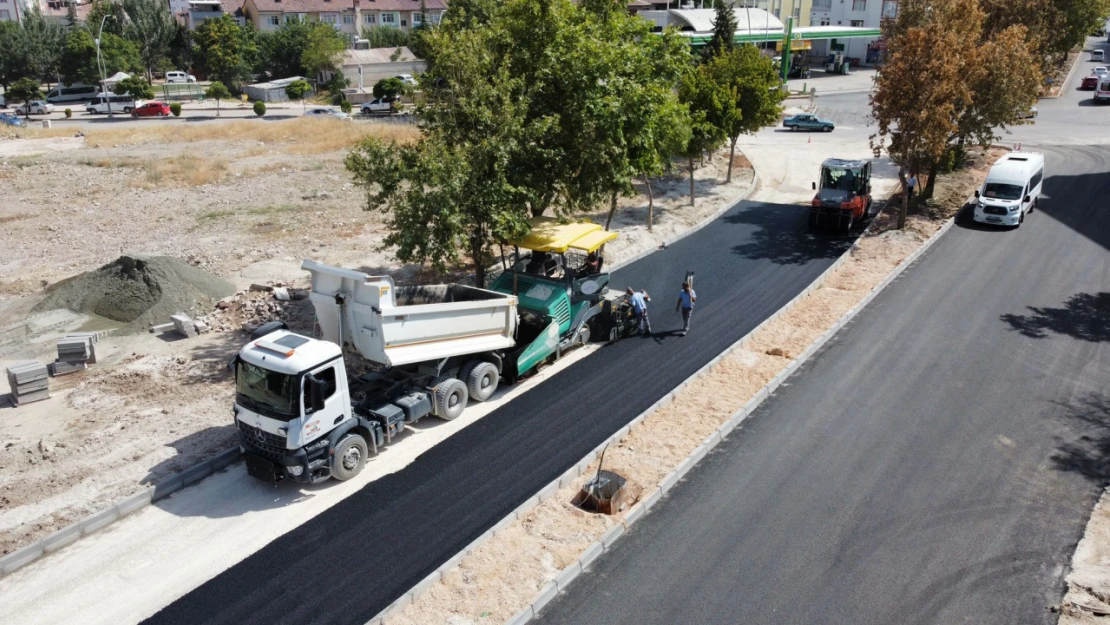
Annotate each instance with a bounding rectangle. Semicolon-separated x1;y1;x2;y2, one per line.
810;158;873;231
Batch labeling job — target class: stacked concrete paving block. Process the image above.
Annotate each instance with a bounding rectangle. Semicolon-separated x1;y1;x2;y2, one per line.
50;332;102;376
171;313;197;338
6;361;50;405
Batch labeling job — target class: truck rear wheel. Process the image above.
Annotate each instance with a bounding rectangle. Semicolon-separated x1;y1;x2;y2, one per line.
463;361;499;402
332;434;367;481
433;377;468;420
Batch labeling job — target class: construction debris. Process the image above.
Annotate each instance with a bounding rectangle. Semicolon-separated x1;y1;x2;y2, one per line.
6;361;50;405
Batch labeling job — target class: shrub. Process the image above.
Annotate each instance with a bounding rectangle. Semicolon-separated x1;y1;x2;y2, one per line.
253;100;266;117
340;100;351;114
170;102;182;117
64;108;72;119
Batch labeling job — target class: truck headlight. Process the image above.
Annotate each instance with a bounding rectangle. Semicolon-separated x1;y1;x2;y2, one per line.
288;465;304;476
977;201;985;209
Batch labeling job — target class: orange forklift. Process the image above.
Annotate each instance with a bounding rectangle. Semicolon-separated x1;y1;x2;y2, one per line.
809;158;872;232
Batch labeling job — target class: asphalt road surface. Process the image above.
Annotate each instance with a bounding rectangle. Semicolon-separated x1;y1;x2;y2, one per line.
535;51;1110;625
142;199;857;625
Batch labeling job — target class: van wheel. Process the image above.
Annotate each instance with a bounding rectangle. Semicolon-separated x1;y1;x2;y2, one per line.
124;108;132;114
332;434;367;481
432;376;468;420
462;361;499;402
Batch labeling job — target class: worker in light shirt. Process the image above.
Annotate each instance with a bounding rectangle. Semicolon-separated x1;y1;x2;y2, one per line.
676;281;697;336
625;287;651;336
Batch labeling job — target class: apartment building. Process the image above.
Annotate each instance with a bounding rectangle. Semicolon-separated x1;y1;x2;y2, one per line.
185;0;247;29
741;0;812;28
810;0;897;63
242;0;445;35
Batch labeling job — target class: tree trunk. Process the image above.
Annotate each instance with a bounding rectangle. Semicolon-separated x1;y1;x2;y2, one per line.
688;156;696;207
471;235;486;288
216;99;220;117
897;168;908;230
923;160;939;200
726;136;738;183
604;190;618;231
644;175;655;232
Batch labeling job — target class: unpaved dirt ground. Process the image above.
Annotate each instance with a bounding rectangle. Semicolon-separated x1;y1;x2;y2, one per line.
0;120;753;557
1059;489;1110;624
386;149;1003;625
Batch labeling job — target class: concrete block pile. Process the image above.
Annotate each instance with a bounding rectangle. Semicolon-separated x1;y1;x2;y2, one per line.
6;361;50;405
152;313;212;338
50;332;101;376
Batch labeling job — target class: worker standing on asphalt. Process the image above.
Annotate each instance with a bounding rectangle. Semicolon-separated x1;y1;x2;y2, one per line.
626;287;651;336
676;281;697;336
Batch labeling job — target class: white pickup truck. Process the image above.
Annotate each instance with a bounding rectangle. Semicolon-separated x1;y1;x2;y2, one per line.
233;260;519;485
360;97;396;115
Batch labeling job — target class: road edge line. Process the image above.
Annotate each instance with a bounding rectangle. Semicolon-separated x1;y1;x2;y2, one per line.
510;214;959;624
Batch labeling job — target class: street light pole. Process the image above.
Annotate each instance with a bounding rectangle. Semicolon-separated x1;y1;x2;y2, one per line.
96;13;113;118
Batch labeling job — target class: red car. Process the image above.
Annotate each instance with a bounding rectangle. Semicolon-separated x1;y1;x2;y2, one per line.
1082;75;1099;90
131;101;172;117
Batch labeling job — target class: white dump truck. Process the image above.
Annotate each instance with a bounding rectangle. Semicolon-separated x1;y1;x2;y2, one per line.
232;260;520;485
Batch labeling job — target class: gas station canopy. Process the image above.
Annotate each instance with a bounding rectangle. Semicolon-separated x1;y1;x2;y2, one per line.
638;8;880;47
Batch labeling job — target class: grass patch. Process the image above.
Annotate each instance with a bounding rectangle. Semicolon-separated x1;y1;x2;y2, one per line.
131;155;228;189
83;118;419;155
0;213;33;225
246;203;301;215
198;209;235;221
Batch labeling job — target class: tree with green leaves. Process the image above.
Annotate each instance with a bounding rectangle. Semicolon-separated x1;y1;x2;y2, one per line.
284;79;311;110
61;28;142;87
301;23;347;79
373;77;405;100
678;63;730;207
8;78;43;117
703;0;738;60
193;14;255;89
168;22;194;72
325;72;351;105
360;25;409;49
703;45;783;182
87;1;128;38
259;17;313;79
113;75;155;100
121;0;178;82
205;81;231;116
0;22;27;90
20;7;66;87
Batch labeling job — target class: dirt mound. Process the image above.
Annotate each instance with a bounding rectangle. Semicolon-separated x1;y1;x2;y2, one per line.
33;255;235;333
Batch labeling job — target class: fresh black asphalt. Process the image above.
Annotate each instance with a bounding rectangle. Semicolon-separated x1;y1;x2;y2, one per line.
143;199;857;625
535;146;1110;625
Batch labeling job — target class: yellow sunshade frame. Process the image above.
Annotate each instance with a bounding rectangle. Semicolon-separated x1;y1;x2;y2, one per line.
510;218;618;254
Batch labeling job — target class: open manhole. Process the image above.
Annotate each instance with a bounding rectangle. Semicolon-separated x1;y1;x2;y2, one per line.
572;446;627;515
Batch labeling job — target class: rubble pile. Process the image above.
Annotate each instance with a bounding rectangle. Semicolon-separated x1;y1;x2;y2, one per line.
206;282;314;334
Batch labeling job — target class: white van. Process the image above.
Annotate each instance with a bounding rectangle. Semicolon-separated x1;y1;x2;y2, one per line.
973;152;1045;227
165;71;196;84
1096;78;1110;103
1094;49;1106;62
86;93;141;114
45;83;99;104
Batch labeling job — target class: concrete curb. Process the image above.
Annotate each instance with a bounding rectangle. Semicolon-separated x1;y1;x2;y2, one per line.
0;446;241;577
508;214;959;624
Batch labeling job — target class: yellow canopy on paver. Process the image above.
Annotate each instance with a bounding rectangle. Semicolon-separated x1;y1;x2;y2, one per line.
510;218;618;254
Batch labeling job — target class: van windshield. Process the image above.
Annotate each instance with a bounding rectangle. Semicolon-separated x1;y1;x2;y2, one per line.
983;183;1023;200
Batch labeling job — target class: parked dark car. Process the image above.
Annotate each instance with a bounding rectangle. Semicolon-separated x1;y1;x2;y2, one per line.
783;114;835;132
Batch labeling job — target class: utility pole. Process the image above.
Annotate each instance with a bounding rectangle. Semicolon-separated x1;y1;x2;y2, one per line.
781;15;794;88
96;13;114;117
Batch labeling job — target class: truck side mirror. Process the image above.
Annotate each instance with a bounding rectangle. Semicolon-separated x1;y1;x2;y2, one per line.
1024;195;1031;203
305;375;326;413
974;190;980;198
812;182;816;190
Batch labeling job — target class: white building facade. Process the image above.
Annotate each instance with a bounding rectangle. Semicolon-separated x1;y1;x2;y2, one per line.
809;0;898;64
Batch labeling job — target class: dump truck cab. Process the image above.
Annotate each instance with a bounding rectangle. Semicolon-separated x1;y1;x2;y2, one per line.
490;218;617;380
810;158;872;231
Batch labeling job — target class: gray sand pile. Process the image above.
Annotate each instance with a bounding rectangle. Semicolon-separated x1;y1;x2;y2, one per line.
34;255;235;333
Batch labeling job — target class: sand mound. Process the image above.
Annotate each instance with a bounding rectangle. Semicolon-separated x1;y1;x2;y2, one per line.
34;255;235;333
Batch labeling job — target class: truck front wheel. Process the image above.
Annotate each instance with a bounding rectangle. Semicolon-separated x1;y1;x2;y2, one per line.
433;377;468;420
332;434;367;481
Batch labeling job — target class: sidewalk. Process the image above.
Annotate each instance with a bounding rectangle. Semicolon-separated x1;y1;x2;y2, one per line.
786;67;878;96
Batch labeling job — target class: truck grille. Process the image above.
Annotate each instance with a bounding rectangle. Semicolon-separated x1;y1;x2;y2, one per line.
983;206;1008;215
237;421;288;461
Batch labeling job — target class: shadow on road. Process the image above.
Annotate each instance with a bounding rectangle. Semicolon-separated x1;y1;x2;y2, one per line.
726;202;855;265
1036;166;1110;253
1050;393;1110;484
1000;292;1110;341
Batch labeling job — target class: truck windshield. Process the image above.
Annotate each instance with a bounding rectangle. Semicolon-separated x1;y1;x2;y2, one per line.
235;361;299;421
983;183;1023;200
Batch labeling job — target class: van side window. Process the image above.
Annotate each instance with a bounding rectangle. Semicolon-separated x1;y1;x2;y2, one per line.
1030;169;1043;189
